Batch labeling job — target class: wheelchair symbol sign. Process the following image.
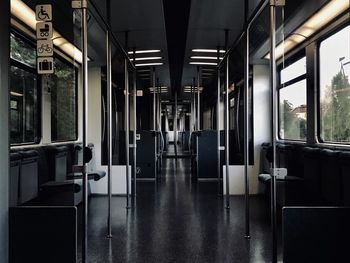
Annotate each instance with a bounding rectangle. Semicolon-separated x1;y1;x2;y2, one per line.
36;5;52;22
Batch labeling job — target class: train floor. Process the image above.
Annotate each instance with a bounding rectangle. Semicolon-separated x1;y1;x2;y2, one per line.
78;158;282;263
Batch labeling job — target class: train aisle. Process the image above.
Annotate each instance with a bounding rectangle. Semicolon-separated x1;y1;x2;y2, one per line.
83;159;280;263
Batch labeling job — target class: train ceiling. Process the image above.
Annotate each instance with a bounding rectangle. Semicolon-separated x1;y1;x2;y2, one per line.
21;0;336;101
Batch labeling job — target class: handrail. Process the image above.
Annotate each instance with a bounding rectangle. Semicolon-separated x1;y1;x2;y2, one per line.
217;0;269;69
88;1;136;70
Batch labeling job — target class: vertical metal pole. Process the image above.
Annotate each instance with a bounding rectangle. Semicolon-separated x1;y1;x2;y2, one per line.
193;78;197;130
133;49;137;198
152;67;156;130
156;78;159;132
270;1;278;262
106;30;113;238
244;2;251;237
81;1;89;261
225;55;230;209
197;67;200;130
243;32;250;238
125;60;130;209
217;48;221;196
174;91;178;158
191;84;194;131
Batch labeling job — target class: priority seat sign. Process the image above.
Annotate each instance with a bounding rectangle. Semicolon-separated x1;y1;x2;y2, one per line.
35;4;54;75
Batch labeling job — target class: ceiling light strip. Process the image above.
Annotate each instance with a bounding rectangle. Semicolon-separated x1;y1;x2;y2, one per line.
133;57;162;61
136;62;164;67
189;62;217;66
191;56;223;60
128;50;161;54
192;49;226;53
265;0;349;60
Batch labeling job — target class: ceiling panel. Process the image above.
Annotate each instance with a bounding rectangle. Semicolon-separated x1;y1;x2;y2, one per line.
182;0;245;87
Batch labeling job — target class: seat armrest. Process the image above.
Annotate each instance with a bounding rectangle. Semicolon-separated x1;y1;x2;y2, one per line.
40;180;81;194
67;170;106;181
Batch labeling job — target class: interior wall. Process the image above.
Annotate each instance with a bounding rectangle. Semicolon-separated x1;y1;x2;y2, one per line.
87;67;128;194
203;109;211;130
219;101;224;130
223;64;271;195
0;0;10;261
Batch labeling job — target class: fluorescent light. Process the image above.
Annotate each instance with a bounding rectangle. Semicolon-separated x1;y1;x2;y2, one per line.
183;86;204;93
265;0;349;60
10;91;23;97
136;62;164;67
191;56;223;60
133;57;162;61
190;62;217;66
11;0;84;64
192;49;226;53
149;87;168;93
128;50;161;54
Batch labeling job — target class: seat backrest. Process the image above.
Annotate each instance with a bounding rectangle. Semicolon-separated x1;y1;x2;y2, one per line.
18;150;39;204
260;143;271;174
53;146;69;182
276;144;294;174
43;146;68;182
319;149;341;205
339;151;350;206
9;152;21;207
302;147;321;205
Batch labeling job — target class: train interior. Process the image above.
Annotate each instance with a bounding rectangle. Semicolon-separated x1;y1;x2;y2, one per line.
0;0;350;262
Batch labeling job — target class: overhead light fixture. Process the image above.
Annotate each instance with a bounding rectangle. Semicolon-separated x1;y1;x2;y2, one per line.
134;57;162;61
10;91;23;97
201;68;216;72
183;86;204;93
149;87;168;93
191;56;223;60
265;0;349;60
136;62;164;67
128;50;161;54
192;49;226;53
190;62;217;66
11;0;85;64
201;72;214;76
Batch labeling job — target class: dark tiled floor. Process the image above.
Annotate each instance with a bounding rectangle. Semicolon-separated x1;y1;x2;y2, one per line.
82;158;281;263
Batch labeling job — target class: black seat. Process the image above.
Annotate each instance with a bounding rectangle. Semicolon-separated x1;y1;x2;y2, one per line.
319;149;341;205
9;152;21;207
18;150;40;205
302;147;321;205
339;151;350;206
67;144;106;181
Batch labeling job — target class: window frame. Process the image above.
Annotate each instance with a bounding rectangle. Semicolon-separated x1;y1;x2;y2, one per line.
277;51;307;142
10;30;42;146
316;22;350;145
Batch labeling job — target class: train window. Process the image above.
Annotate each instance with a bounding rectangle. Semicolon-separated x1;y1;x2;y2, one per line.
319;25;350;143
10;66;40;144
50;58;77;142
10;33;40;145
10;33;36;68
279;57;307;141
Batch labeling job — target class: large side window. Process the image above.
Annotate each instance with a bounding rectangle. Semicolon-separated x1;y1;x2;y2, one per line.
278;56;307;141
319;25;350;143
50;58;77;142
10;33;40;144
